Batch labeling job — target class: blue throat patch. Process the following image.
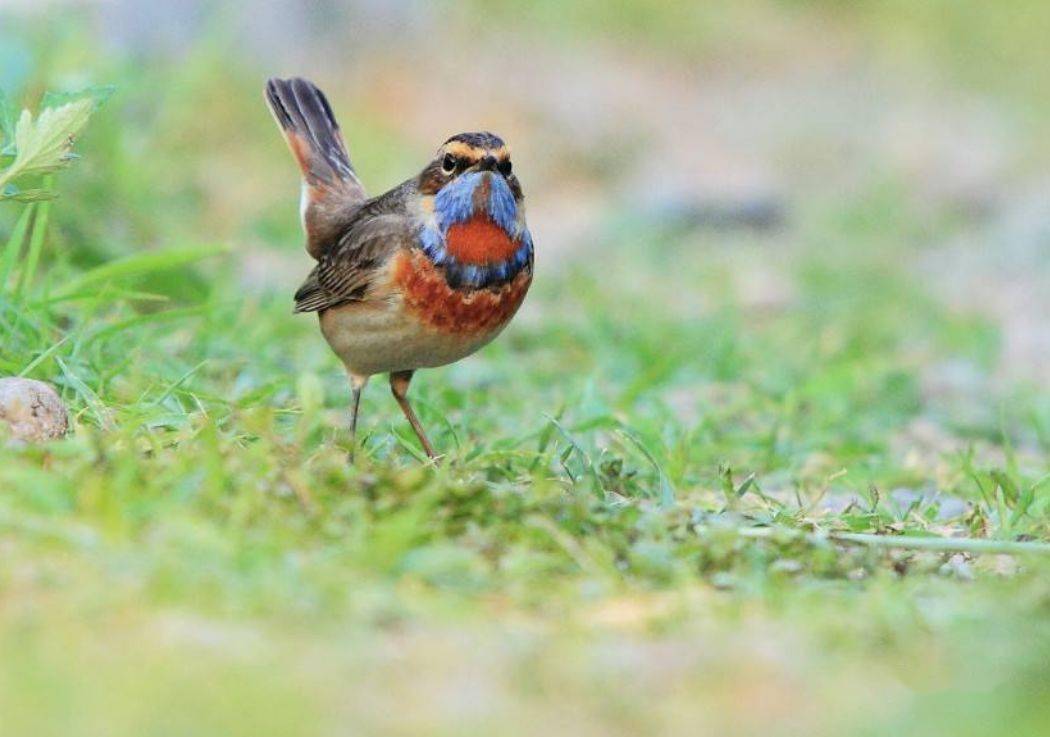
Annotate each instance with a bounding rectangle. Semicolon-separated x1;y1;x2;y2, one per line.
419;171;533;289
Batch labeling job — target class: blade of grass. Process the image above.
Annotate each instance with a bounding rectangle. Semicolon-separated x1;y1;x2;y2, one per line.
616;427;676;507
390;425;430;463
16;174;52;297
415;396;460;454
1009;473;1048;528
151;360;208;406
738;526;1050;555
546;414;604;497
18;334;70;377
1;203;33;292
82;305;204;345
56;355;113;430
49;244;224;301
529;403;565;472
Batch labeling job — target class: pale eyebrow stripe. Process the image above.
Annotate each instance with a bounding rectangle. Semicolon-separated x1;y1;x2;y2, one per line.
444;142;511;160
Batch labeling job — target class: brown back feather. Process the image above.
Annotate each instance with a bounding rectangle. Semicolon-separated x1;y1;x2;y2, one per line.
293;182;417;313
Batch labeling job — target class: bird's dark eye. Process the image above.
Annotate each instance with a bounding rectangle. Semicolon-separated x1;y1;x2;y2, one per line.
442;154;458;174
497;159;512;176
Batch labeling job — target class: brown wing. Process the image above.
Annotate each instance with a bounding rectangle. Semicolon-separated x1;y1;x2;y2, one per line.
293;204;416;313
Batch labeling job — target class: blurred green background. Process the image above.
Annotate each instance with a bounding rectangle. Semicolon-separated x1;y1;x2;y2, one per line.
1;2;1048;736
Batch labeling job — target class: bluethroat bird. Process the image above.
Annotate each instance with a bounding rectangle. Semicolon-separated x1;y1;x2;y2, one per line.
265;78;534;460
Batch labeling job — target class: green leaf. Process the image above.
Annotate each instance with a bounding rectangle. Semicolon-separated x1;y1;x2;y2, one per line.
18;100;93;169
0;95;99;191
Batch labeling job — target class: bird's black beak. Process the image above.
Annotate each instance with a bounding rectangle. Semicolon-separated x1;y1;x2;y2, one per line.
477;155;497;171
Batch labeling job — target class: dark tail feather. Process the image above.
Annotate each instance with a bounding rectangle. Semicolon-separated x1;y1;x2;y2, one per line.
265;77;366;258
265;77;354;185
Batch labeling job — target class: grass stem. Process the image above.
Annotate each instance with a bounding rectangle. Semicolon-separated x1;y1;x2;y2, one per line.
737;526;1050;556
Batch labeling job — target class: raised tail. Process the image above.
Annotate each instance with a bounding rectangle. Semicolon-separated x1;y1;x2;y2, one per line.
265;77;366;258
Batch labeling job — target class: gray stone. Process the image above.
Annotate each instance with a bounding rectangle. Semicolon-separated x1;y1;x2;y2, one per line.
0;377;69;443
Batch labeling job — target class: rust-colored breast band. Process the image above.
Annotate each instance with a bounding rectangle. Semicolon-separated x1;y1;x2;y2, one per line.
393;250;532;334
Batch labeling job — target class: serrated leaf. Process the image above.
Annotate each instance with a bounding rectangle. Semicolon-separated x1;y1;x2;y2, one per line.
0;97;95;190
16;99;94;169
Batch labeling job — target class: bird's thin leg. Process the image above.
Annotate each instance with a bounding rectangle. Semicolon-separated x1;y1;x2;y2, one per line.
389;370;437;460
348;373;369;462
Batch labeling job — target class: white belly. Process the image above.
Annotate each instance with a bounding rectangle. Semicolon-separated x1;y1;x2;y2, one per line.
317;296;504;377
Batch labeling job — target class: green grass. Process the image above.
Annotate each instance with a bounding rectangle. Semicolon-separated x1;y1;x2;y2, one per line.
1;6;1049;736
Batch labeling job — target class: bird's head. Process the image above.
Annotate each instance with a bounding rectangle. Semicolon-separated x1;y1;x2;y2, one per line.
419;132;521;200
416;132;532;288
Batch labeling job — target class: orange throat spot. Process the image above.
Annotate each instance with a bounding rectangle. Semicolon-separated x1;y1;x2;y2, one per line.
444;217;519;265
